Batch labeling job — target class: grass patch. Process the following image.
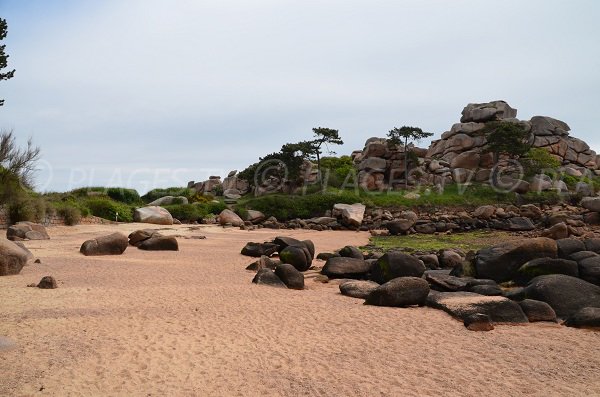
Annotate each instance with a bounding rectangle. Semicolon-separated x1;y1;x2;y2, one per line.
366;230;515;253
359;184;562;209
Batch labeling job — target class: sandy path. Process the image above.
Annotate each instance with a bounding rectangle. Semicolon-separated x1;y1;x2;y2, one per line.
1;224;599;396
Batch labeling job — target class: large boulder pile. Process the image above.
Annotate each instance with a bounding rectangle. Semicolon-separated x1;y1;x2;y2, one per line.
188;175;224;195
352;100;600;191
428;101;599;185
244;236;314;288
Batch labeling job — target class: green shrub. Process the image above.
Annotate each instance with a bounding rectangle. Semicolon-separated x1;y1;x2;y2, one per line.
84;197;134;222
320;156;355;188
561;174;579;189
235;207;249;220
239;191;362;221
205;200;227;215
141;187;195;203
71;187;141;204
522;148;561;177
164;200;226;222
7;196;47;224
58;206;81;225
105;188;140;204
164;204;207;222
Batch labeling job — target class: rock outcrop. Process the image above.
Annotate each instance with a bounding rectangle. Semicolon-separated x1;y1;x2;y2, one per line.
352;100;599;191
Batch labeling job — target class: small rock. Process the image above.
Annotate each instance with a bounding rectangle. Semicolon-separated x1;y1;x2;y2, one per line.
252;269;286;288
274;264;304;290
365;277;430;307
464;313;494;331
37;276;57;289
339;280;380;299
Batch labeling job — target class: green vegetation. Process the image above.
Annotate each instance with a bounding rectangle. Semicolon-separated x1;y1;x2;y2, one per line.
163;201;226;222
238;141;314;190
238;191;363;221
1;18;15;107
71;187;141;204
484;121;531;159
360;183;561;209
387;126;433;189
141;187;196;203
309;127;344;188
320;156;355;188
522;148;561;177
84;196;135;222
236;182;565;221
367;230;514;253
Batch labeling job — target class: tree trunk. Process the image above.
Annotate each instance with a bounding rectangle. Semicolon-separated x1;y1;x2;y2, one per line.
404;136;409;190
316;150;322;190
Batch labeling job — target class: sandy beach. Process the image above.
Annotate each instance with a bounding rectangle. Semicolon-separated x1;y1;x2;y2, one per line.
1;224;600;396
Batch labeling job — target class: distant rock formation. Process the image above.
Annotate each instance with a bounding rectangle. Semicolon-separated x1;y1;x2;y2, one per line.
353;100;600;191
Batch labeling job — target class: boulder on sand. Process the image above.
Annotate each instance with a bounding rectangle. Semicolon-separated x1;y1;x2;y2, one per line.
80;233;128;256
274;264;304;290
0;238;31;276
475;238;557;282
339;280;380;299
279;245;312;272
322;257;371;279
464;313;494;331
7;222;50;241
365;277;430;307
37;275;58;289
252;268;287;288
241;242;278;258
273;237;315;259
138;236;179;251
134;206;174;225
426;291;528;323
563;307;600;329
244;210;266;224
333;203;366;227
517;274;600;318
217;209;244;227
246;256;279;272
370;252;425;284
128;229;162;246
518;299;557;322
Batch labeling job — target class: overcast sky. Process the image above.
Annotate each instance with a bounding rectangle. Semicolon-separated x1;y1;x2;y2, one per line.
1;0;599;193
